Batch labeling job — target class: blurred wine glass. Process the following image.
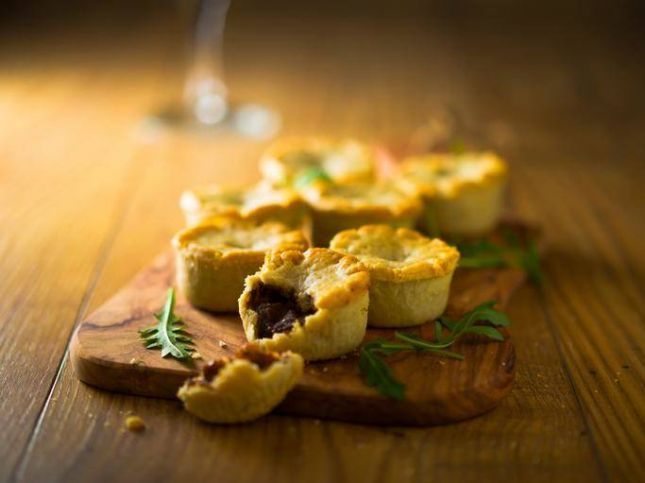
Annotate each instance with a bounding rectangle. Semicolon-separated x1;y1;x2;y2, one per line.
152;0;280;139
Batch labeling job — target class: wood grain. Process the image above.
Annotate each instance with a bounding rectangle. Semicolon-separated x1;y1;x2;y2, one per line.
2;2;643;482
70;251;523;425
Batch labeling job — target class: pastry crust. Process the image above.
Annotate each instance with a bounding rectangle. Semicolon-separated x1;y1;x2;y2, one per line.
173;217;309;312
180;182;311;238
260;137;375;187
330;225;459;327
239;247;370;360
300;182;422;246
178;344;303;424
398;152;508;237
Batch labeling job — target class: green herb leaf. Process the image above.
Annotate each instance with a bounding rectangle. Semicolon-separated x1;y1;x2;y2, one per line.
293;167;333;188
458;236;542;286
463;325;505;341
358;345;406;400
138;288;194;360
358;301;511;399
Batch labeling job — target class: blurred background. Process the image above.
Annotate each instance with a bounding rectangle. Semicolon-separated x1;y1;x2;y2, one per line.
3;0;644;144
1;0;643;237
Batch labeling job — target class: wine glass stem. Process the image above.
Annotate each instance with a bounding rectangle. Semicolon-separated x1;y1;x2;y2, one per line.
184;0;231;125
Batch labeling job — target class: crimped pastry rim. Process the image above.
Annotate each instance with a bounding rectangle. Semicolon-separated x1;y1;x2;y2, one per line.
330;225;460;282
300;182;422;218
254;247;370;310
172;217;308;261
180;183;305;219
399;151;508;199
182;350;302;392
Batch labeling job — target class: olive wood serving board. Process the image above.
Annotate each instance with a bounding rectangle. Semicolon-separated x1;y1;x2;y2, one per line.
71;251;526;426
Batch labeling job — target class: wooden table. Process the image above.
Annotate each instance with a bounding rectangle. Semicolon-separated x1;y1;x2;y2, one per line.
1;3;643;482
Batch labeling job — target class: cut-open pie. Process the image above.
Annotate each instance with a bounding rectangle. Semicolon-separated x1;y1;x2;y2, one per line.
180;182;311;238
178;344;303;424
173;217;309;312
300;181;422;246
398;152;507;238
259;137;376;187
330;225;459;327
239;247;370;360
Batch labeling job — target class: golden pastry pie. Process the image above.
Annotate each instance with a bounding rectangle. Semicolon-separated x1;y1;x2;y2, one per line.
180;182;311;238
259;137;375;187
330;225;459;327
398;152;508;238
178;344;303;424
300;181;422;246
239;247;370;361
173;217;309;312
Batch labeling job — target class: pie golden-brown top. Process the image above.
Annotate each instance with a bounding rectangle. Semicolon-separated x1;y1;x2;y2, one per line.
398;151;507;198
260;137;376;186
172;217;309;261
254;247;370;310
180;182;304;222
300;181;422;218
330;224;460;282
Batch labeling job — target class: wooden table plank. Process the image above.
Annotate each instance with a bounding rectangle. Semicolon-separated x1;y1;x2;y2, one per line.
0;68;143;482
513;159;644;480
0;17;185;480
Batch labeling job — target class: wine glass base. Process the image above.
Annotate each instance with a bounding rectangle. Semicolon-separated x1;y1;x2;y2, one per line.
142;102;281;141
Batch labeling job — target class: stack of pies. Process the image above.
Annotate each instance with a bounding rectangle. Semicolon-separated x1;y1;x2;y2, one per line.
172;137;508;423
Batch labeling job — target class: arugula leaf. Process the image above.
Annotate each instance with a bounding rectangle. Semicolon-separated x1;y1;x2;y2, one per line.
463;325;505;341
139;288;194;360
359;344;405;400
458;236;543;286
293;167;332;188
358;301;511;399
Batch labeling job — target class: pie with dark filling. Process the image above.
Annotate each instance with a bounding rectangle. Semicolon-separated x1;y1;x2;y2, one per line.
239;247;369;360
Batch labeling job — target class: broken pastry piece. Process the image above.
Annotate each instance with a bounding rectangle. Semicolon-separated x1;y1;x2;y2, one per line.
173;217;309;312
300;181;422;246
330;225;459;327
180;182;311;238
259;137;376;187
398;152;507;238
239;247;370;361
178;344;303;424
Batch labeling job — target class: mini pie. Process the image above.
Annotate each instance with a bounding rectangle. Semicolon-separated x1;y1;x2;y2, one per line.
300;181;422;246
178;344;303;424
180;182;311;238
330;225;460;327
173;217;309;312
398;152;508;238
259;137;376;187
238;247;370;361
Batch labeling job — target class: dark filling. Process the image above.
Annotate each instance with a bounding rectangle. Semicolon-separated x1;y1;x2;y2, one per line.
248;282;315;339
236;345;278;370
202;359;226;383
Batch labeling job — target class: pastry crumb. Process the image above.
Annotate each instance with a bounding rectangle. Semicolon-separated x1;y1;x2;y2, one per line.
129;358;144;365
125;415;146;432
218;340;228;349
192;352;203;360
